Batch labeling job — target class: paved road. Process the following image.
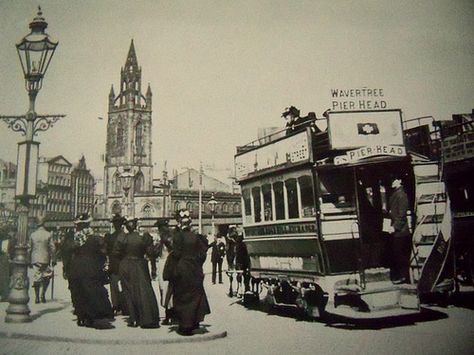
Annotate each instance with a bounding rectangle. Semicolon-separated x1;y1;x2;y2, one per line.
1;260;473;355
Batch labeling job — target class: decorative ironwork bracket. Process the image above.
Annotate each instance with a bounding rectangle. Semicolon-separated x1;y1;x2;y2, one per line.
0;114;66;136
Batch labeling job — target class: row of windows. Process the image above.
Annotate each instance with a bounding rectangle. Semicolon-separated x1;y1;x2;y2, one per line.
49;191;72;200
48;175;71;186
242;175;316;224
173;201;241;215
49;165;70;174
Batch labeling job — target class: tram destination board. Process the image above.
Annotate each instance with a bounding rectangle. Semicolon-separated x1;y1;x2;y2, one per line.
235;129;313;181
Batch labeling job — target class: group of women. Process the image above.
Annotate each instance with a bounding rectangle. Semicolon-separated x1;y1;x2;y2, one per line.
64;209;210;335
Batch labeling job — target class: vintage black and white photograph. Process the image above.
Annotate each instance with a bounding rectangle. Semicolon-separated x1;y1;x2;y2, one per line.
0;1;473;354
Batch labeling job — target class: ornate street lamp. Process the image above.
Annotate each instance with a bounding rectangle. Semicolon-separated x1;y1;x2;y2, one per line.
120;168;135;218
0;7;65;323
207;193;217;236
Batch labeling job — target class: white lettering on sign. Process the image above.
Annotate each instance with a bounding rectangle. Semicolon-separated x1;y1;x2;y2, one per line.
334;145;406;165
235;131;310;180
259;256;304;270
330;88;388;111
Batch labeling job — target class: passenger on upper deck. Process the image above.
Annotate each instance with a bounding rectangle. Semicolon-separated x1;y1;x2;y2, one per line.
281;106;321;135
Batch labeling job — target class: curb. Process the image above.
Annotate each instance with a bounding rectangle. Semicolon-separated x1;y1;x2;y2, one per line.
0;330;228;345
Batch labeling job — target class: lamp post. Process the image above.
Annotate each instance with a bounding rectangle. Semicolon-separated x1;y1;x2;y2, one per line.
0;7;64;323
120;168;135;218
207;193;217;236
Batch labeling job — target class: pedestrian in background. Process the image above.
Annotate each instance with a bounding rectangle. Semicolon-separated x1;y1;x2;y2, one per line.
104;213;127;315
388;176;412;284
28;217;56;304
171;209;210;336
235;233;251;293
208;235;226;284
114;217;160;328
69;213;113;329
154;218;176;325
225;225;237;270
59;228;75;280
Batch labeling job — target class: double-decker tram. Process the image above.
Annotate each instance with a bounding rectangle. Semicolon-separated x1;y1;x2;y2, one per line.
234;109;450;319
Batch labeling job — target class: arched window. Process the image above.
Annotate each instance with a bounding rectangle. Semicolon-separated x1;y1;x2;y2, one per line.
116;117;125;155
186;202;193;213
222;202;228;214
233;203;241;214
174;201;180;213
111;201;122;214
113;172;122;194
135;122;144;155
134;171;144;193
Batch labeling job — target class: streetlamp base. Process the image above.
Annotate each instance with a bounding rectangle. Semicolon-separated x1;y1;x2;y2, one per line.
5;246;32;323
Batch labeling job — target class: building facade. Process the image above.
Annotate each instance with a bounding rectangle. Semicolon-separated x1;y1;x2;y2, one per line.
71;156;96;217
0;159;16;211
32;156;73;221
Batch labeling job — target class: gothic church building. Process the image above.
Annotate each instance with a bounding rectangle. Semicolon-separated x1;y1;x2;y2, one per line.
104;40;164;219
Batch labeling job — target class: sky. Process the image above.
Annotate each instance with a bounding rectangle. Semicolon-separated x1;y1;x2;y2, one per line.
0;0;473;182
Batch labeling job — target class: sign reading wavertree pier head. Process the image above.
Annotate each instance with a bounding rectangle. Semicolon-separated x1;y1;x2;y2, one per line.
331;88;388;111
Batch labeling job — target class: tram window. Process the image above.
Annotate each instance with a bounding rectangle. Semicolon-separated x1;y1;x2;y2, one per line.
286;178;299;219
318;171;354;211
273;181;285;220
242;188;252;216
262;184;272;221
252;187;262;222
299;175;315;217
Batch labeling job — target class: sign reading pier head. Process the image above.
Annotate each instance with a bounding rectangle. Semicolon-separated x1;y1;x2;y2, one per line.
331;87;388;111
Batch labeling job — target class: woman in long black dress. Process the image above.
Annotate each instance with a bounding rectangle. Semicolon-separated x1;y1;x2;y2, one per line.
68;213;114;329
114;218;160;328
172;209;211;336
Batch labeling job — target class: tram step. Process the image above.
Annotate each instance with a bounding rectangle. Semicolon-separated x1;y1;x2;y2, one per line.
413;164;440;178
416;181;445;198
335;283;419;311
416;202;446;217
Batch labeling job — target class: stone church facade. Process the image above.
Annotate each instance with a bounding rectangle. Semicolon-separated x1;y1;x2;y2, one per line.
103;40;165;219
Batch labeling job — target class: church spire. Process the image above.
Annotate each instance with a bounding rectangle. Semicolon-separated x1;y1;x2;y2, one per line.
146;83;152;109
108;84;115;108
118;39;143;108
125;39;138;69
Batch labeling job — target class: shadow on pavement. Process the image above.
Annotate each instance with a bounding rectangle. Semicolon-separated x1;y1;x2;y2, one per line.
451;291;474;310
30;300;71;321
168;323;211;336
234;298;449;330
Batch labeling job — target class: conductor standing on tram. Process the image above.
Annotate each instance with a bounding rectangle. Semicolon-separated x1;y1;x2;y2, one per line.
388;176;411;284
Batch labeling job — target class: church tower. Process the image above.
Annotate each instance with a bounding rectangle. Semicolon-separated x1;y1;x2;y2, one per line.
104;40;154;217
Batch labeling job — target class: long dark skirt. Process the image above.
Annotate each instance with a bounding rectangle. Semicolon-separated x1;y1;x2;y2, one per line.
173;257;211;329
119;257;160;327
69;255;113;322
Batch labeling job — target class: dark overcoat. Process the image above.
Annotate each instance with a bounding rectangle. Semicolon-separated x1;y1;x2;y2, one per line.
114;231;160;328
172;229;211;329
389;186;410;238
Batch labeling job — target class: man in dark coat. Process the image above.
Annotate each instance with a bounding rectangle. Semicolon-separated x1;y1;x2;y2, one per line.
103;213;127;315
208;235;226;284
388;177;412;284
235;233;251;293
226;226;237;270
